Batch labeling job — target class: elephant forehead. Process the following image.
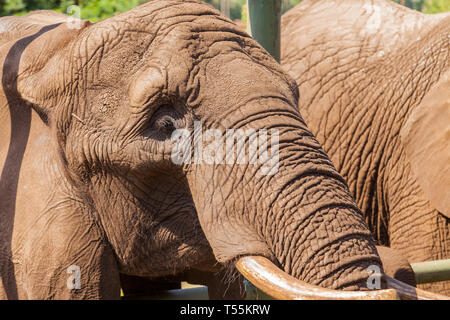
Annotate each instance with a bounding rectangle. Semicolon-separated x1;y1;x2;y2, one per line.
78;0;241;58
73;1;248;90
188;53;298;119
205;57;288;102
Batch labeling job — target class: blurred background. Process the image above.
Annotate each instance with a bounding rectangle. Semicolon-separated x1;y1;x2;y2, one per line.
0;0;448;22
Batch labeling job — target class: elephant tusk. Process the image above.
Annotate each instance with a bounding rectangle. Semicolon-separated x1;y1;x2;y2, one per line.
382;274;450;300
235;256;450;300
235;256;398;300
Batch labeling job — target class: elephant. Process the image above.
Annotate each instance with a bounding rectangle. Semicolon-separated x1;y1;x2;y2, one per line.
375;246;416;287
0;0;439;300
281;0;450;295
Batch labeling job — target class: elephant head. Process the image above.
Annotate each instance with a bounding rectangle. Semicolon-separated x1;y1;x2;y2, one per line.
0;0;438;299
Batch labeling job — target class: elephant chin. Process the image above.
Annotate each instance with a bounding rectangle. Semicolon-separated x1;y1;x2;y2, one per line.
235;256;449;300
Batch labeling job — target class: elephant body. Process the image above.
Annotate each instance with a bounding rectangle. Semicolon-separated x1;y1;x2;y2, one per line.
282;0;450;294
0;1;387;299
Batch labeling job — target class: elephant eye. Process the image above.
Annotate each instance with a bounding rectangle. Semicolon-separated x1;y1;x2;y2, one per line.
147;104;181;137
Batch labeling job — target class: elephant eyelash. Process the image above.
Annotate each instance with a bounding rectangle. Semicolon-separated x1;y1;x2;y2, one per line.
141;95;173;120
156;117;176;130
141;103;184;139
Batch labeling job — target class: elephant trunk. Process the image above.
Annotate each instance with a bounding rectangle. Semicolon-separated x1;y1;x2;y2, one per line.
186;103;380;289
249;125;381;291
185;100;448;299
261;168;380;291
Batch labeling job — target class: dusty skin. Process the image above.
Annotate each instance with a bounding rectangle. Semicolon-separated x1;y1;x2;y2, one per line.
0;0;439;300
282;0;450;295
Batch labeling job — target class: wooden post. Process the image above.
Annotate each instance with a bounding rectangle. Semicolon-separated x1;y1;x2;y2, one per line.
247;0;282;62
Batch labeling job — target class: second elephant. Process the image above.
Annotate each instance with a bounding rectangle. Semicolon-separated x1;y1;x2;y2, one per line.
282;0;450;294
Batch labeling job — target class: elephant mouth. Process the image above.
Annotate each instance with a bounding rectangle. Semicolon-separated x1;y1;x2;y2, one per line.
235;256;449;300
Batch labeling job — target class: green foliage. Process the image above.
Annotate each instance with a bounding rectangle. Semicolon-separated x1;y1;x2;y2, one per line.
391;0;450;12
230;0;246;20
241;2;247;24
0;0;146;18
408;0;425;11
0;0;69;16
423;0;450;13
391;0;425;11
281;0;302;13
198;1;301;21
77;0;146;21
203;0;247;20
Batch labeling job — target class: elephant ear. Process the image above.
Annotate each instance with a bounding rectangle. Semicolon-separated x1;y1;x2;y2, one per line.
400;70;450;218
0;12;91;119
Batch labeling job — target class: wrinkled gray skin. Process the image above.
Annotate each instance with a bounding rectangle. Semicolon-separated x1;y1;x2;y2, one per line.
282;0;449;294
0;1;383;299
